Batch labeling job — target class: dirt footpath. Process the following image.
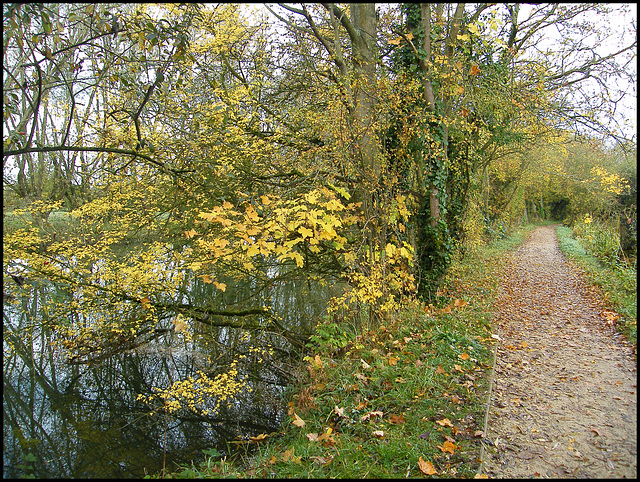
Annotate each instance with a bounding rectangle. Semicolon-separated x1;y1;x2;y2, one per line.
480;225;637;478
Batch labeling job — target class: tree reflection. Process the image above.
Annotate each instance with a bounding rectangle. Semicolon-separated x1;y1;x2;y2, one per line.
3;270;337;478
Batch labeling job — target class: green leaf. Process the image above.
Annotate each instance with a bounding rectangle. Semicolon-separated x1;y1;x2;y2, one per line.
41;11;52;34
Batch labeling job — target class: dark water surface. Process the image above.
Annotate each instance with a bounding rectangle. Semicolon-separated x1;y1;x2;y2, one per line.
3;273;337;478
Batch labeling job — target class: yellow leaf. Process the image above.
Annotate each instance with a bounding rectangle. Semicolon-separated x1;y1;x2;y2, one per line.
385;243;397;257
387;356;399;366
184;229;198;239
290;251;304;268
201;274;213;284
458;352;470;360
438;440;456;454
292;413;305;427
246;244;260;256
389;36;402;45
250;433;268;442
245;205;259;222
314;354;323;368
213;281;226;292
298;226;314;238
418;457;437;475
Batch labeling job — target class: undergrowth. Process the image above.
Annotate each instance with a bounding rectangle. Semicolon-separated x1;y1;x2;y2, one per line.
156;224;535;479
556;225;637;346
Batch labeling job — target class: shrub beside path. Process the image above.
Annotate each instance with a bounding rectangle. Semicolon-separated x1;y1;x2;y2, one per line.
480;225;636;478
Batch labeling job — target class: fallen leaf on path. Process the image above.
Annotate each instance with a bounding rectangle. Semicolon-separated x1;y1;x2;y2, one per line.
361;411;383;421
418;457;437;475
438;440;456;454
591;428;602;437
282;449;302;463
436;418;453;427
454;299;469;308
292;413;305;427
389;414;405;424
310;455;333;466
318;427;336;446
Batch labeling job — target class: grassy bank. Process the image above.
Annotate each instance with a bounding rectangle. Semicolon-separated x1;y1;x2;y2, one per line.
555;225;637;346
159;224;535;479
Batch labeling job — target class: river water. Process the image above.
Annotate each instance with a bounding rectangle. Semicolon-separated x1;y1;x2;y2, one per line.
3;272;339;478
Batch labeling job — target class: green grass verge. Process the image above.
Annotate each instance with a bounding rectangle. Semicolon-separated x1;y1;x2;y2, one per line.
157;224;535;479
556;226;637;346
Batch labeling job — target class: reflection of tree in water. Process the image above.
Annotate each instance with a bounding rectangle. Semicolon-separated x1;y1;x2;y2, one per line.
3;273;333;478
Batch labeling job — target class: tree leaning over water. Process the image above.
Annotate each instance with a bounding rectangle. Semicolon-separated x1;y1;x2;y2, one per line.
3;3;637;413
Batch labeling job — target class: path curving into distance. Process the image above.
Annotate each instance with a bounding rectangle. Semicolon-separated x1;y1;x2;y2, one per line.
480;225;636;478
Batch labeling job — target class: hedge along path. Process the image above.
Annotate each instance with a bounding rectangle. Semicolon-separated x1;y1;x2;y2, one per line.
479;225;636;478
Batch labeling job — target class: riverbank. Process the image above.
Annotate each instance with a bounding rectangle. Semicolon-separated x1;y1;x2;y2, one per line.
160;224;537;478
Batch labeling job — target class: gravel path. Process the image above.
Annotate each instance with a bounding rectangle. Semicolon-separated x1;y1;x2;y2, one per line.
480;225;637;478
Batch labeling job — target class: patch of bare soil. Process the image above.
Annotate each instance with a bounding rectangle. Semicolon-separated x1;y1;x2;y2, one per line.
480;225;637;478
